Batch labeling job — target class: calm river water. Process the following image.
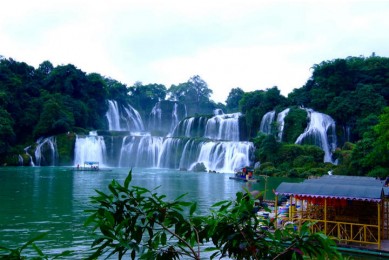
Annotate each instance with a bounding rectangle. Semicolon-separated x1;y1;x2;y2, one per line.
0;166;294;258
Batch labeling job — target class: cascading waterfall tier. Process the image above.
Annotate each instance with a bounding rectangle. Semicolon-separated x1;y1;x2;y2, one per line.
106;100;144;132
204;112;241;141
76;134;253;173
148;101;187;137
74;131;107;167
259;109;291;141
259;111;276;135
74;105;253;172
295;109;337;163
29;100;253;172
276;108;290;141
28;136;58;166
172;112;242;141
258;107;337;163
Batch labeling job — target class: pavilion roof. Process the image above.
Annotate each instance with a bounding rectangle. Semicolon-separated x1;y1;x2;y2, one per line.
275;175;384;202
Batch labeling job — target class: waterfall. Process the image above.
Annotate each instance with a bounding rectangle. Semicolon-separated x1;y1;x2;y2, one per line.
179;139;203;170
72;133;253;173
106;100;144;132
170;103;179;133
118;135;163;168
106;100;121;131
259;111;276;135
149;102;162;131
34;136;57;166
172;117;208;138
24;146;35;166
74;132;107;167
194;141;253;173
18;155;23;166
123;105;145;132
204;113;241;141
72;100;253;172
276;108;290;141
295;109;337;163
157;138;185;169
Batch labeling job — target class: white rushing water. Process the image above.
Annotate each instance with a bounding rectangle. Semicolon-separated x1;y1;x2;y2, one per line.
259;111;276;135
276;108;290;141
295;109;337;163
106;100;144;132
74;131;107;167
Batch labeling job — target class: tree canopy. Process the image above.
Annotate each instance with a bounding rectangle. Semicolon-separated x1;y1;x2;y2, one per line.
168;75;216;115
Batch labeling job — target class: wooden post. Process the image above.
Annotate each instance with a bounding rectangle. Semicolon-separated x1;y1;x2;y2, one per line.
324;198;327;235
275;195;278;229
378;201;381;250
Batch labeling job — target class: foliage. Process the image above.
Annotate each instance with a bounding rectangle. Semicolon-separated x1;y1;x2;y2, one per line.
253;135;327;177
0;108;15;154
240;87;287;138
289;56;389;140
128;82;167;120
85;171;342;260
331;104;389;177
365;106;389;173
0;58;111;153
282;108;308;143
168;75;216;116
85;170;204;259
55;132;76;166
33;96;75;138
225;87;244;113
337;107;389;177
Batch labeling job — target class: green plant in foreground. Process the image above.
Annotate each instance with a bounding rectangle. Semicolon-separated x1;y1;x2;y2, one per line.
85;170;342;260
85;170;203;259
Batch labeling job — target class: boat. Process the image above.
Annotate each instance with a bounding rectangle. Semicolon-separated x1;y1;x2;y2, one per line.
229;167;259;182
74;161;112;172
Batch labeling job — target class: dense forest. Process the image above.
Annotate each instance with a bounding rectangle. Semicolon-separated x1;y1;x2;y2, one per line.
0;55;388;177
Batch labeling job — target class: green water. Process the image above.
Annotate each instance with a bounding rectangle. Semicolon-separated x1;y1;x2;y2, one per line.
0;167;299;258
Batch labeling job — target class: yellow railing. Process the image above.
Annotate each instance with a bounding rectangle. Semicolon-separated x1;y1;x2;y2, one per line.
292;218;379;246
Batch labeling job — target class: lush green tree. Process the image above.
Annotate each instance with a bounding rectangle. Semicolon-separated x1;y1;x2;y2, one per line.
364;107;389;177
37;60;54;76
0;58;41;144
282;108;308;143
0;108;15;155
105;77;129;104
225;87;244;112
128;82;167;119
33;96;75;138
253;134;280;163
168;75;214;116
290;56;389;141
240;87;287;138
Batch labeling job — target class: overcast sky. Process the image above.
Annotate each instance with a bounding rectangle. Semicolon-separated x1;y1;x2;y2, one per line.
1;0;389;103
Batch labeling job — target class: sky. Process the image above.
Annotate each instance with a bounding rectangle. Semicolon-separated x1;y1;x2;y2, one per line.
1;0;389;103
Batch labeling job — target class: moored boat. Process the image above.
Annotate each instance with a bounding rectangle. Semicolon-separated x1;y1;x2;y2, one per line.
74;161;111;172
229;167;259;182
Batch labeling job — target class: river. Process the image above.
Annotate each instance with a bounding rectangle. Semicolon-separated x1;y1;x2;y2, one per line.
0;166;295;258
